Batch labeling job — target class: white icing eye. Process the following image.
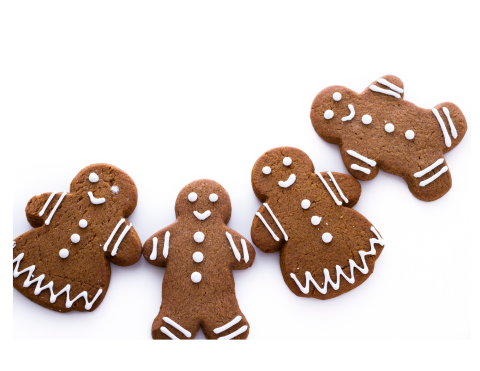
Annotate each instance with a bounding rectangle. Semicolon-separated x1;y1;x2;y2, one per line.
262;166;272;175
405;130;415;140
301;200;311;210
71;234;80;244
59;249;69;259
188;192;198;202
111;186;119;194
385;123;395;133
322;233;333;243
283;157;292;166
194;232;205;243
89;173;99;183
79;219;88;228
333;92;342;101
193;252;204;263
362;115;372;125
311;216;322;226
191;272;202;283
209;194;219;203
324;110;334;120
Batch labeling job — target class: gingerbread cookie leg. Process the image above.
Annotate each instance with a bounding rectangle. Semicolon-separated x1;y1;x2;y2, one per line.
340;144;380;181
202;307;250;340
152;307;200;340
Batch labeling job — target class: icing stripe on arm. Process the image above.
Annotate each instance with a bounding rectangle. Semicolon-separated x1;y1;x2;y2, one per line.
241;239;249;263
39;193;57;217
419;166;449;187
316;171;342;206
369;85;401;99
263;203;289;241
150;237;158;260
225;232;242;262
111;224;133;256
414;158;444;178
104;219;125;252
163;231;170;259
45;191;67;225
327;171;349;204
377;78;404;93
351;164;371;174
442;107;458;139
432;108;452;147
255;212;280;242
346;150;377;167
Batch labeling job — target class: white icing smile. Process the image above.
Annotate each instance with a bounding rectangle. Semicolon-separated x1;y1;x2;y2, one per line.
278;174;296;188
88;191;106;205
341;104;355;121
194;210;211;220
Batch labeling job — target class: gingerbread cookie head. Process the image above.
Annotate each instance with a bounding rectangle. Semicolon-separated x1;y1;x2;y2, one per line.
13;164;142;313
311;75;467;201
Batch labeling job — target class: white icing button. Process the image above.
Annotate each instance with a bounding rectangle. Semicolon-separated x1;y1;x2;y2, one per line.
405;130;415;140
301;199;311;210
262;166;271;175
71;234;80;244
59;249;69;259
111;185;119;194
283;157;292;166
188;192;198;202
362;115;372;125
193;252;204;263
385;123;395;133
79;219;88;228
333;92;342;101
89;173;99;183
324;110;334;120
209;194;218;203
191;272;202;283
322;233;333;243
311;216;322;226
194;232;205;243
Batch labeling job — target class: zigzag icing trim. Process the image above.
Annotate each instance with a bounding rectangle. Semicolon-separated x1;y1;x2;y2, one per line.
13;252;103;310
290;227;384;295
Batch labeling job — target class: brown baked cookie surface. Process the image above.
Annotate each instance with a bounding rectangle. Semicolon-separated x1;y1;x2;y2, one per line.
310;75;467;201
143;180;255;340
251;147;384;300
13;164;142;312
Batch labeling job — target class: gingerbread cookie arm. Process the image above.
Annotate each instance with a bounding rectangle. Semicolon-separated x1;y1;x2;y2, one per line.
339;143;380;181
251;204;286;253
108;224;142;267
432;102;468;153
26;191;69;228
224;227;256;269
316;171;362;208
143;224;176;268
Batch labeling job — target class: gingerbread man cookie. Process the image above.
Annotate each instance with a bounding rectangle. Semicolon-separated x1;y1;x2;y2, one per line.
251;147;384;300
13;164;142;312
310;75;467;201
143;180;256;340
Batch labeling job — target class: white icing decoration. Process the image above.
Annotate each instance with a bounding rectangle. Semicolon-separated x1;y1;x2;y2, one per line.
283;157;292;166
218;326;248;340
111;186;119;194
39;192;56;217
262;166;271;175
385;123;395;133
316;171;342;206
188;192;198;202
193;252;204;263
191;272;202;283
346;150;377;167
362;115;372;125
377;78;404;93
263;203;289;241
278;174;296;188
104;219;125;252
324;110;334;120
214;316;242;334
13;253;103;310
13;241;16;249
150;237;158;260
327;171;349;204
369;84;401;99
194;210;211;220
225;232;242;262
209;194;218;202
59;249;69;259
432;108;452;147
194;232;205;243
163;232;170;259
241;239;249;264
255;212;280;241
290;227;384;295
333;92;342;101
89;173;99;183
163;317;192;338
161;327;180;340
88;191;105;205
301;199;311;210
311;216;322;226
322;233;333;243
351;164;371;174
443;107;458;139
341;104;355;122
414;158;445;178
45;191;67;226
71;234;80;244
405;130;415;140
111;223;132;256
419;166;449;187
79;219;88;228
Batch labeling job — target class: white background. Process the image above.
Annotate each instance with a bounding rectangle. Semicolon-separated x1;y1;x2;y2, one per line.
3;0;476;368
